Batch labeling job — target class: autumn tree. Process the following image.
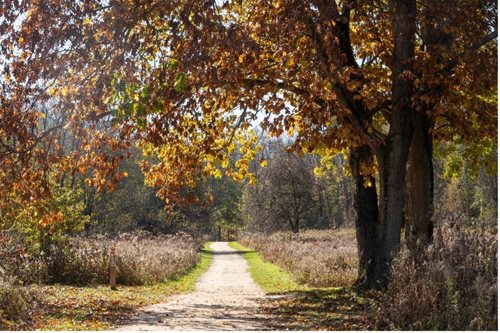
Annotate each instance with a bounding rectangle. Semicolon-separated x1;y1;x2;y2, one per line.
1;0;133;213
242;138;320;233
1;0;496;288
404;0;497;248
242;136;353;232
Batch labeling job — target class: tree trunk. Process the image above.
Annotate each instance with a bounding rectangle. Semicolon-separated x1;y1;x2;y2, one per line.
340;177;352;228
374;0;416;288
405;111;433;248
290;218;300;233
402;0;454;249
349;145;379;289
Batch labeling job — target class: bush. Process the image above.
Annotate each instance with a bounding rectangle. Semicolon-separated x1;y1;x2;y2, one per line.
381;226;497;330
0;231;200;286
0;232;50;285
239;229;358;287
0;280;34;330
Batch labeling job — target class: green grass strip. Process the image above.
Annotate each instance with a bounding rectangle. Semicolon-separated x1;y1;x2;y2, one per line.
228;241;302;294
168;241;213;291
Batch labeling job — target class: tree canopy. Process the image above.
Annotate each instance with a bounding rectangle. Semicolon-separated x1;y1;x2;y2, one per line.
0;0;497;287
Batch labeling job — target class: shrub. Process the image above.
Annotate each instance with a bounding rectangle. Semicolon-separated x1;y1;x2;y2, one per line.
239;229;358;287
0;232;50;285
381;226;497;330
0;280;34;330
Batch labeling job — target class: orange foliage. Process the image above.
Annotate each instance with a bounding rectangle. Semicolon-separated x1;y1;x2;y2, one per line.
0;0;496;208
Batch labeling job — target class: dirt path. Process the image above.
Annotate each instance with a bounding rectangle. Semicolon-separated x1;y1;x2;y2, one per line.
115;242;271;330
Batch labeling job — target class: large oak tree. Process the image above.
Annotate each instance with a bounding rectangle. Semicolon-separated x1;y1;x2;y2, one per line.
1;0;496;287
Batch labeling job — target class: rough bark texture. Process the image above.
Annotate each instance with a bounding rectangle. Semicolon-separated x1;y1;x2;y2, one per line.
374;0;417;287
349;145;379;289
405;111;433;248
403;0;453;249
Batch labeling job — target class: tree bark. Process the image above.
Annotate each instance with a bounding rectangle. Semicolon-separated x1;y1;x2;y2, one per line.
349;145;379;289
403;0;454;249
405;111;433;248
374;0;417;288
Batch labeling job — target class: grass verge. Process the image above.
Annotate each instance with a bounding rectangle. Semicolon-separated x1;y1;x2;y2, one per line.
16;242;213;331
230;241;379;330
228;241;301;294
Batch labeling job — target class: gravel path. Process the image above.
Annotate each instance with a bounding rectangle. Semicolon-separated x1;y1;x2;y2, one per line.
115;242;271;330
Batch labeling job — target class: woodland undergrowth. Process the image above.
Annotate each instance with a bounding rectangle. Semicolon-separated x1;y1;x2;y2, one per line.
240;226;497;330
382;225;497;330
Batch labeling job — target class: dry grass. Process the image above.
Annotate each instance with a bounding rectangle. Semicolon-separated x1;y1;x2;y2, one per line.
0;231;202;329
241;226;497;330
52;231;200;285
0;231;200;286
382;226;497;330
239;229;358;287
0;241;212;330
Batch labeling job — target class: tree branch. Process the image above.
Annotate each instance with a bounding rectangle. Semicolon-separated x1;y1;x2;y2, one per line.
446;30;497;74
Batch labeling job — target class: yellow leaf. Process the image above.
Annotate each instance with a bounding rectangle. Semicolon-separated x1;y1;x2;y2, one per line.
61;86;69;96
212;168;222;179
285;56;296;68
314;166;324;176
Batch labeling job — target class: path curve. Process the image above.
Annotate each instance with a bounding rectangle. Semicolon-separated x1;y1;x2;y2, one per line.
115;242;270;330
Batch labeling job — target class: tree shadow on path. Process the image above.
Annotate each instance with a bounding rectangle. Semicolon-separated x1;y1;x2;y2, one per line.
262;287;381;330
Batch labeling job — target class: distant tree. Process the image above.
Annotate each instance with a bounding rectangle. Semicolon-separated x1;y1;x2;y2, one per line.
89;150;244;239
314;154;354;229
432;143;498;230
90;150;169;234
242;139;320;233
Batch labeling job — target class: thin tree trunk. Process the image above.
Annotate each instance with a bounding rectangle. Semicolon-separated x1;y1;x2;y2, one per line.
291;218;300;233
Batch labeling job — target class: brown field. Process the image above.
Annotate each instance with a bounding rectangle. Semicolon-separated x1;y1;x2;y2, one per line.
239;228;358;287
